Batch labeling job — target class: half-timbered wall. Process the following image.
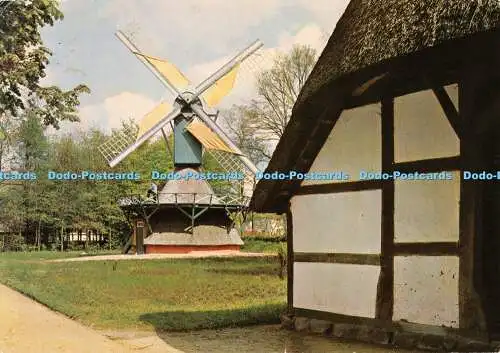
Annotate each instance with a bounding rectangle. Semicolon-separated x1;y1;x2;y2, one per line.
392;85;460;327
292;103;382;317
291;84;462;329
394;86;459;162
292;191;381;254
294;262;380;317
303;103;381;185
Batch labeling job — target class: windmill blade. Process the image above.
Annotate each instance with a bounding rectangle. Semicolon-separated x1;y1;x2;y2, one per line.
133;52;190;91
136;101;173;140
190;104;258;174
189;39;263;104
186;120;238;154
107;107;182;168
201;64;240;107
115;31;183;97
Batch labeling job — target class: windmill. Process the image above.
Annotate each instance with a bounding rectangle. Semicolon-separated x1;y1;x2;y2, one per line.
98;31;263;254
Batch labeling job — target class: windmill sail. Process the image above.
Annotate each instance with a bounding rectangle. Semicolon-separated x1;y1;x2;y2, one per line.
133;52;190;89
99;33;262;176
186;120;237;154
136;102;173;139
201;64;240;107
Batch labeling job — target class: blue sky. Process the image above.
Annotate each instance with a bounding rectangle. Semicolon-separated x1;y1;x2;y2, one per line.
40;0;350;134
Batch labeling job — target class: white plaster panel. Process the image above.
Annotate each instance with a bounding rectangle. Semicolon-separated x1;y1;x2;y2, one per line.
291;191;381;254
294;262;380;318
394;88;460;162
394;256;459;328
444;84;459;112
394;171;460;242
302;103;381;185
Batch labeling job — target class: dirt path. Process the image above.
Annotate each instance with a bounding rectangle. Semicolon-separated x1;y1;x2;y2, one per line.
47;251;274;263
0;284;182;353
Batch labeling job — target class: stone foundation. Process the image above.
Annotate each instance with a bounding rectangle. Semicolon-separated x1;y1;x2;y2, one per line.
280;313;499;352
145;244;240;254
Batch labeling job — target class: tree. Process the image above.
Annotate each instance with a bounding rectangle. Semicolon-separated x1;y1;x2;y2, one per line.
250;44;317;141
0;0;89;127
222;105;271;166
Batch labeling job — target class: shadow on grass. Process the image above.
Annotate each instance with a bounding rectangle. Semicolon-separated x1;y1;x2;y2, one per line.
205;266;280;276
139;303;288;352
139;303;285;332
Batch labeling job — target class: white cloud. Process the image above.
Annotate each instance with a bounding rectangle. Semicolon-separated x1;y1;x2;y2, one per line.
39;66;57;86
276;23;330;53
295;0;350;34
101;0;283;55
48;91;157;136
184;23;331;109
99;91;156;130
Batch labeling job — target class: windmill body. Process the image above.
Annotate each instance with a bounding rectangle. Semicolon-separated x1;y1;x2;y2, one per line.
99;31;262;254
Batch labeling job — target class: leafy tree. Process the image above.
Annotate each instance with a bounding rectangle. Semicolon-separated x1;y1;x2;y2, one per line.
0;0;89;126
222;105;271;166
250;44;317;141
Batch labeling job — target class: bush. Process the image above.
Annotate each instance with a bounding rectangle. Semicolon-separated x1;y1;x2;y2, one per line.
1;233;27;251
277;243;287;279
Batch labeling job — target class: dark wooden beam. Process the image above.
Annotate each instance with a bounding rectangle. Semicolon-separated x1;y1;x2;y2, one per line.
294;252;380;266
394;242;459;256
433;87;462;139
294;308;489;341
394;156;461;173
296;180;383;196
286;204;294;315
458;71;488;332
294;308;393;330
377;97;395;321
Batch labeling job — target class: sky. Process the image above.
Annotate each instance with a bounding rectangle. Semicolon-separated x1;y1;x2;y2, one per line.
40;0;351;136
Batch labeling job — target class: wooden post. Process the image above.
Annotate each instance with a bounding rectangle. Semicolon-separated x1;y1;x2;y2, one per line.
376;97;395;321
458;70;488;333
286;203;294;315
136;220;144;255
60;225;64;252
37;219;41;251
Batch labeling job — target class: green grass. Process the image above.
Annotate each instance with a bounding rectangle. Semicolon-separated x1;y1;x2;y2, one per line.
241;239;286;253
0;252;286;331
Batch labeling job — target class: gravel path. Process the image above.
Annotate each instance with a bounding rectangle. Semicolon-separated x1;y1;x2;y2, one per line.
47;251;275;262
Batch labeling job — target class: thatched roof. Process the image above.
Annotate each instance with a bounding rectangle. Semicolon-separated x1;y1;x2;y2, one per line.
298;0;500;107
157;168;225;204
251;0;500;213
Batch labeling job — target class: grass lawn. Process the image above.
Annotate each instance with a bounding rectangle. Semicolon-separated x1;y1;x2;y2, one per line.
240;238;285;253
0;251;286;331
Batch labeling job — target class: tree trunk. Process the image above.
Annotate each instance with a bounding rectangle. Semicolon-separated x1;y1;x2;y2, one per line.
37;219;41;251
60;225;64;252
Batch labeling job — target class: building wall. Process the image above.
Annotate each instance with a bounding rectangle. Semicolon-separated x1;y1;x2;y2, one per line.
293;103;382;317
292;86;461;328
302;103;381;185
394;85;459;162
294;262;380;317
392;85;460;327
393;256;459;327
291;191;381;254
